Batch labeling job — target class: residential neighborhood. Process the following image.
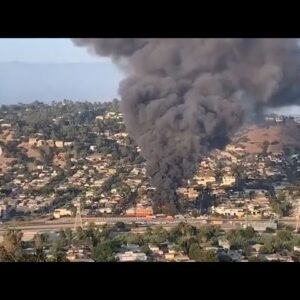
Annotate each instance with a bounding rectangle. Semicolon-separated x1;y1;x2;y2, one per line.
1;101;300;262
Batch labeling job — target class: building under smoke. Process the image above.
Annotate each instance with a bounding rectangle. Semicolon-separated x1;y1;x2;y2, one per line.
73;38;300;213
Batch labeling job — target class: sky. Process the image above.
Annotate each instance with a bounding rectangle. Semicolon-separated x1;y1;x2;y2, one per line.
0;38;108;63
0;38;123;103
0;38;300;114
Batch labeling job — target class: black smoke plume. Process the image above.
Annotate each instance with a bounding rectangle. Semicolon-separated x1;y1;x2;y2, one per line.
73;38;300;213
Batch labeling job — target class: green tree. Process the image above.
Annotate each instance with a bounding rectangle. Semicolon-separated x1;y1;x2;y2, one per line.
188;243;218;262
92;242;116;262
276;230;293;242
49;241;67;262
33;233;48;262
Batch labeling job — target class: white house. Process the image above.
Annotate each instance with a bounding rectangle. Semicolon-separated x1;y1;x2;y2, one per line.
116;251;147;262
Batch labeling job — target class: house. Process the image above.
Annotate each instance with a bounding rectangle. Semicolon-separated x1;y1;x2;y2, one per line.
99;198;109;204
148;244;160;253
46;140;55;147
37;140;46;147
70;258;94;262
95;115;104;121
177;187;199;200
29;138;38;146
86;191;94;198
174;254;191;262
55;141;64;148
221;175;236;187
264;254;293;262
125;207;153;217
114;132;128;138
116;251;147;262
212;205;245;218
194;173;216;186
53;208;72;219
218;238;230;250
99;207;112;214
251;244;263;254
108;168;116;175
164;253;175;260
1;123;11;128
64;142;73;147
294;246;300;252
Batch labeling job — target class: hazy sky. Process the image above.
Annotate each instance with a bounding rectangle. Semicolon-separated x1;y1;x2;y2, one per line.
0;38;123;104
0;38;300;114
0;38;108;63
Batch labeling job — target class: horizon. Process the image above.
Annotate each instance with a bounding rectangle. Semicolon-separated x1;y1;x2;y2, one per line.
0;38;300;115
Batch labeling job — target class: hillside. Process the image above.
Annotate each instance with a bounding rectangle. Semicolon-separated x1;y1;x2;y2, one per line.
233;119;300;155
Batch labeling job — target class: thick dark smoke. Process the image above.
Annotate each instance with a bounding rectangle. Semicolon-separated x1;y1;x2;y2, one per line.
73;38;300;213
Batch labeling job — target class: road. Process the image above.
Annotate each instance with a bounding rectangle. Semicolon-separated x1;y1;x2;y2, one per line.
0;216;298;238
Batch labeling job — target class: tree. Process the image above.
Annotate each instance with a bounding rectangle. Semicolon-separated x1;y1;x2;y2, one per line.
141;244;152;256
114;222;126;231
33;233;47;250
92;242;116;262
191;210;199;218
33;233;48;262
259;240;276;254
49;241;67;262
243;226;256;239
0;229;25;262
188;243;218;262
58;229;67;246
276;230;293;242
64;228;73;246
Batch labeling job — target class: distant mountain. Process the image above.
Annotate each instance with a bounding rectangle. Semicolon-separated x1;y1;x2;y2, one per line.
0;62;123;104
